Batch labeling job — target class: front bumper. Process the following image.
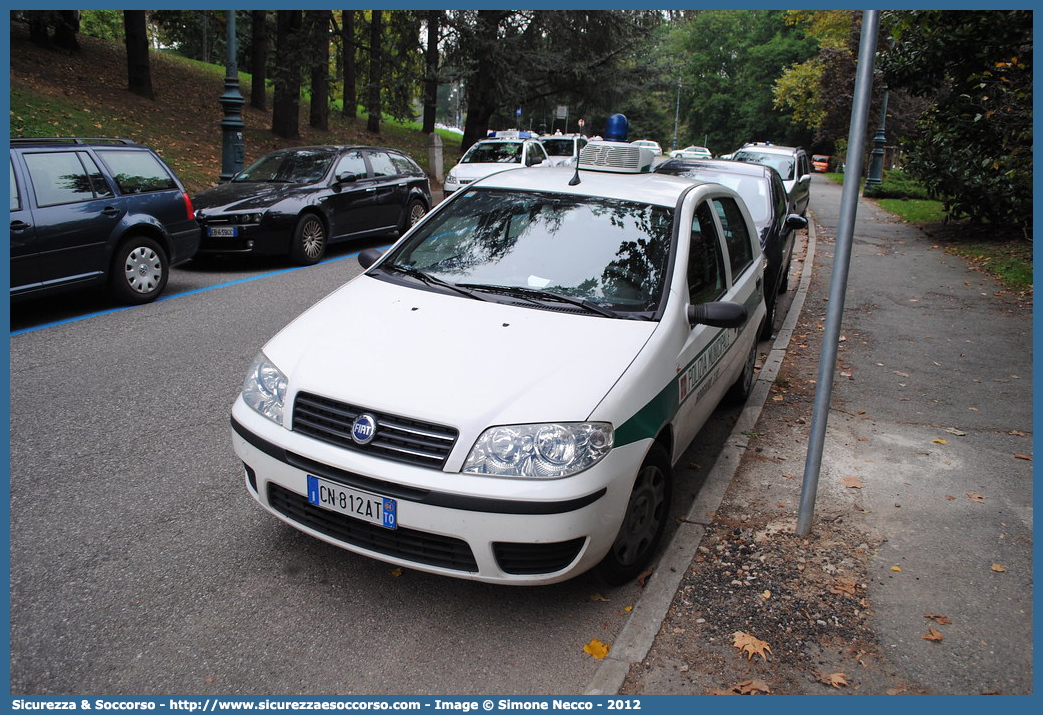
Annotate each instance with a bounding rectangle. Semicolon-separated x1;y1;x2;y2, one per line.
230;397;649;585
195;222;291;256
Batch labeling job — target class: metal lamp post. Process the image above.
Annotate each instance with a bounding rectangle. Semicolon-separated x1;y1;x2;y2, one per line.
219;10;245;182
863;84;889;194
672;76;681;151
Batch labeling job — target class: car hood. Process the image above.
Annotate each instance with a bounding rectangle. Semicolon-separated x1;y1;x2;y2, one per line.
449;163;523;182
264;275;658;436
193;181;311;213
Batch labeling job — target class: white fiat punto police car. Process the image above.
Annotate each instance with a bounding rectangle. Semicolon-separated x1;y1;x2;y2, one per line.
231;136;766;585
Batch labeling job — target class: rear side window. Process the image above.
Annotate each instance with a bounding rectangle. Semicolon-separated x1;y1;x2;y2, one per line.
367;151;400;178
712;197;754;279
96;149;177;193
24;151;113;207
688;202;726;305
389;153;421;175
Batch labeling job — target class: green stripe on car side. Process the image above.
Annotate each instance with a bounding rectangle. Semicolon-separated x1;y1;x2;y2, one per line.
613;288;762;448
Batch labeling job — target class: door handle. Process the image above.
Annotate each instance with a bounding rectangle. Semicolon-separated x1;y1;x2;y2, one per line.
102;206;120;217
366;188;377;193
756;277;762;290
10;220;32;231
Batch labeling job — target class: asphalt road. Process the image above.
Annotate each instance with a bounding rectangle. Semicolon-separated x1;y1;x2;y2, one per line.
9;208;799;695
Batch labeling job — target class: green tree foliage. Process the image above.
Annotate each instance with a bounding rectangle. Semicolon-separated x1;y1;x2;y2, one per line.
80;10;125;42
668;10;816;154
443;10;663;150
880;10;1032;230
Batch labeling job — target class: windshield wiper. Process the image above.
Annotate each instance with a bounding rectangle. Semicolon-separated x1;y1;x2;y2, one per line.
381;264;488;302
458;283;625;319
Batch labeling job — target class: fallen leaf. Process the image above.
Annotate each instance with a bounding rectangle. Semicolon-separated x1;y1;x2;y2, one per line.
924;613;953;625
945;495;956;501
589;594;611;602
894;370;910;377
967;492;986;502
624;605;633;613
830;577;858;598
389;568;403;578
891;566;902;572
732;631;771;661
637;568;653;587
945;427;967;436
922;628;944;642
814;670;850;689
760;590;771;601
1009;429;1027;436
932;438;948;445
991;563;1007;573
583;638;610;659
842;475;864;489
736;678;772;694
1014;453;1032;461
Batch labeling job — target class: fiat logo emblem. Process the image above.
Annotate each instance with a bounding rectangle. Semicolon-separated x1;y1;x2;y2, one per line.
351;413;378;445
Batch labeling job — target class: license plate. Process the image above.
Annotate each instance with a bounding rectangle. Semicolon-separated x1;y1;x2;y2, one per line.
207;225;238;237
307;475;397;530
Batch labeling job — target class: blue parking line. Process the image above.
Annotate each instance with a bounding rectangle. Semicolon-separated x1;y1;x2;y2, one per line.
10;249;377;337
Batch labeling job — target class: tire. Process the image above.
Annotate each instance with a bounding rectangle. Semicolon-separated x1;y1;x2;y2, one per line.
289;214;327;265
400;198;427;234
597;444;672;586
778;256;792;293
759;293;777;341
109;235;168;304
725;337;758;404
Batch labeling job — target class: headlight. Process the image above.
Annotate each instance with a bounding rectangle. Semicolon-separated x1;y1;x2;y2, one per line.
236;213;264;224
446;171;457;184
241;353;288;424
462;423;613;478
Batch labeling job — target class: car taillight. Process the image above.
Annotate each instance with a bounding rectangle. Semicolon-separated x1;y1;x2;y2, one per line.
182;192;195;220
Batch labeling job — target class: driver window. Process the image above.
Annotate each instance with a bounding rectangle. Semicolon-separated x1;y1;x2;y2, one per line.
334;151;367;181
688;202;726;305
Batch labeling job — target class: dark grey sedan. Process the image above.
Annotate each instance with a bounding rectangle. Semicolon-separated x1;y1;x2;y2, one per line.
193;146;432;265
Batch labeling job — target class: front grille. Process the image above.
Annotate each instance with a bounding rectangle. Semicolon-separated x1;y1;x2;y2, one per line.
493;538;586;575
267;483;478;572
293;392;458;469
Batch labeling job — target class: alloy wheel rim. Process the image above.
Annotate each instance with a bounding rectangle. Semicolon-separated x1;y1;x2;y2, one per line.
302;219;325;259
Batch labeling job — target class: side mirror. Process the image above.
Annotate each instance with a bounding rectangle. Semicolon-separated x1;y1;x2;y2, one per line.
687;301;747;328
784;214;808;231
337;171;358;184
358;247;383;269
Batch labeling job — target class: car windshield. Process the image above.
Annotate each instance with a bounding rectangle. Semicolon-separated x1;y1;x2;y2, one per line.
656;167;769;227
541;139;574;157
461;142;524;164
383;189;674;316
732;150;794;181
234;149;337;184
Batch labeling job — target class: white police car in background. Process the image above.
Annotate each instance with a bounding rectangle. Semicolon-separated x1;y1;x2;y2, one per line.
231;119;766;585
442;130;550;195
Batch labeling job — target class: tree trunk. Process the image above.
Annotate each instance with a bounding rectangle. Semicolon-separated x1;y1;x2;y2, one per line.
341;11;356;118
460;11;505;151
308;10;331;131
272;10;302;139
422;10;440;134
250;10;267;110
27;12;51;48
123;11;155;100
52;11;81;52
365;10;383;134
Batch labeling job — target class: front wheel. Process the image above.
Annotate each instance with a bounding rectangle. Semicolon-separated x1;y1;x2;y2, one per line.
760;293;777;340
597;444;672;586
289;214;327;265
110;235;168;304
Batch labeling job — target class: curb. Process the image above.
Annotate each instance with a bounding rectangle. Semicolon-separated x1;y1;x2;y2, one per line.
585;219;819;695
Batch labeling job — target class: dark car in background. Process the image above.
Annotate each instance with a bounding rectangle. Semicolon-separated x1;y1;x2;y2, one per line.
655;157;807;338
9;137;199;304
193;146;432;265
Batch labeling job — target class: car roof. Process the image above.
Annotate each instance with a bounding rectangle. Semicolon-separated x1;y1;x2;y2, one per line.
737;144;802;156
463;165;714;207
656;158;775;179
